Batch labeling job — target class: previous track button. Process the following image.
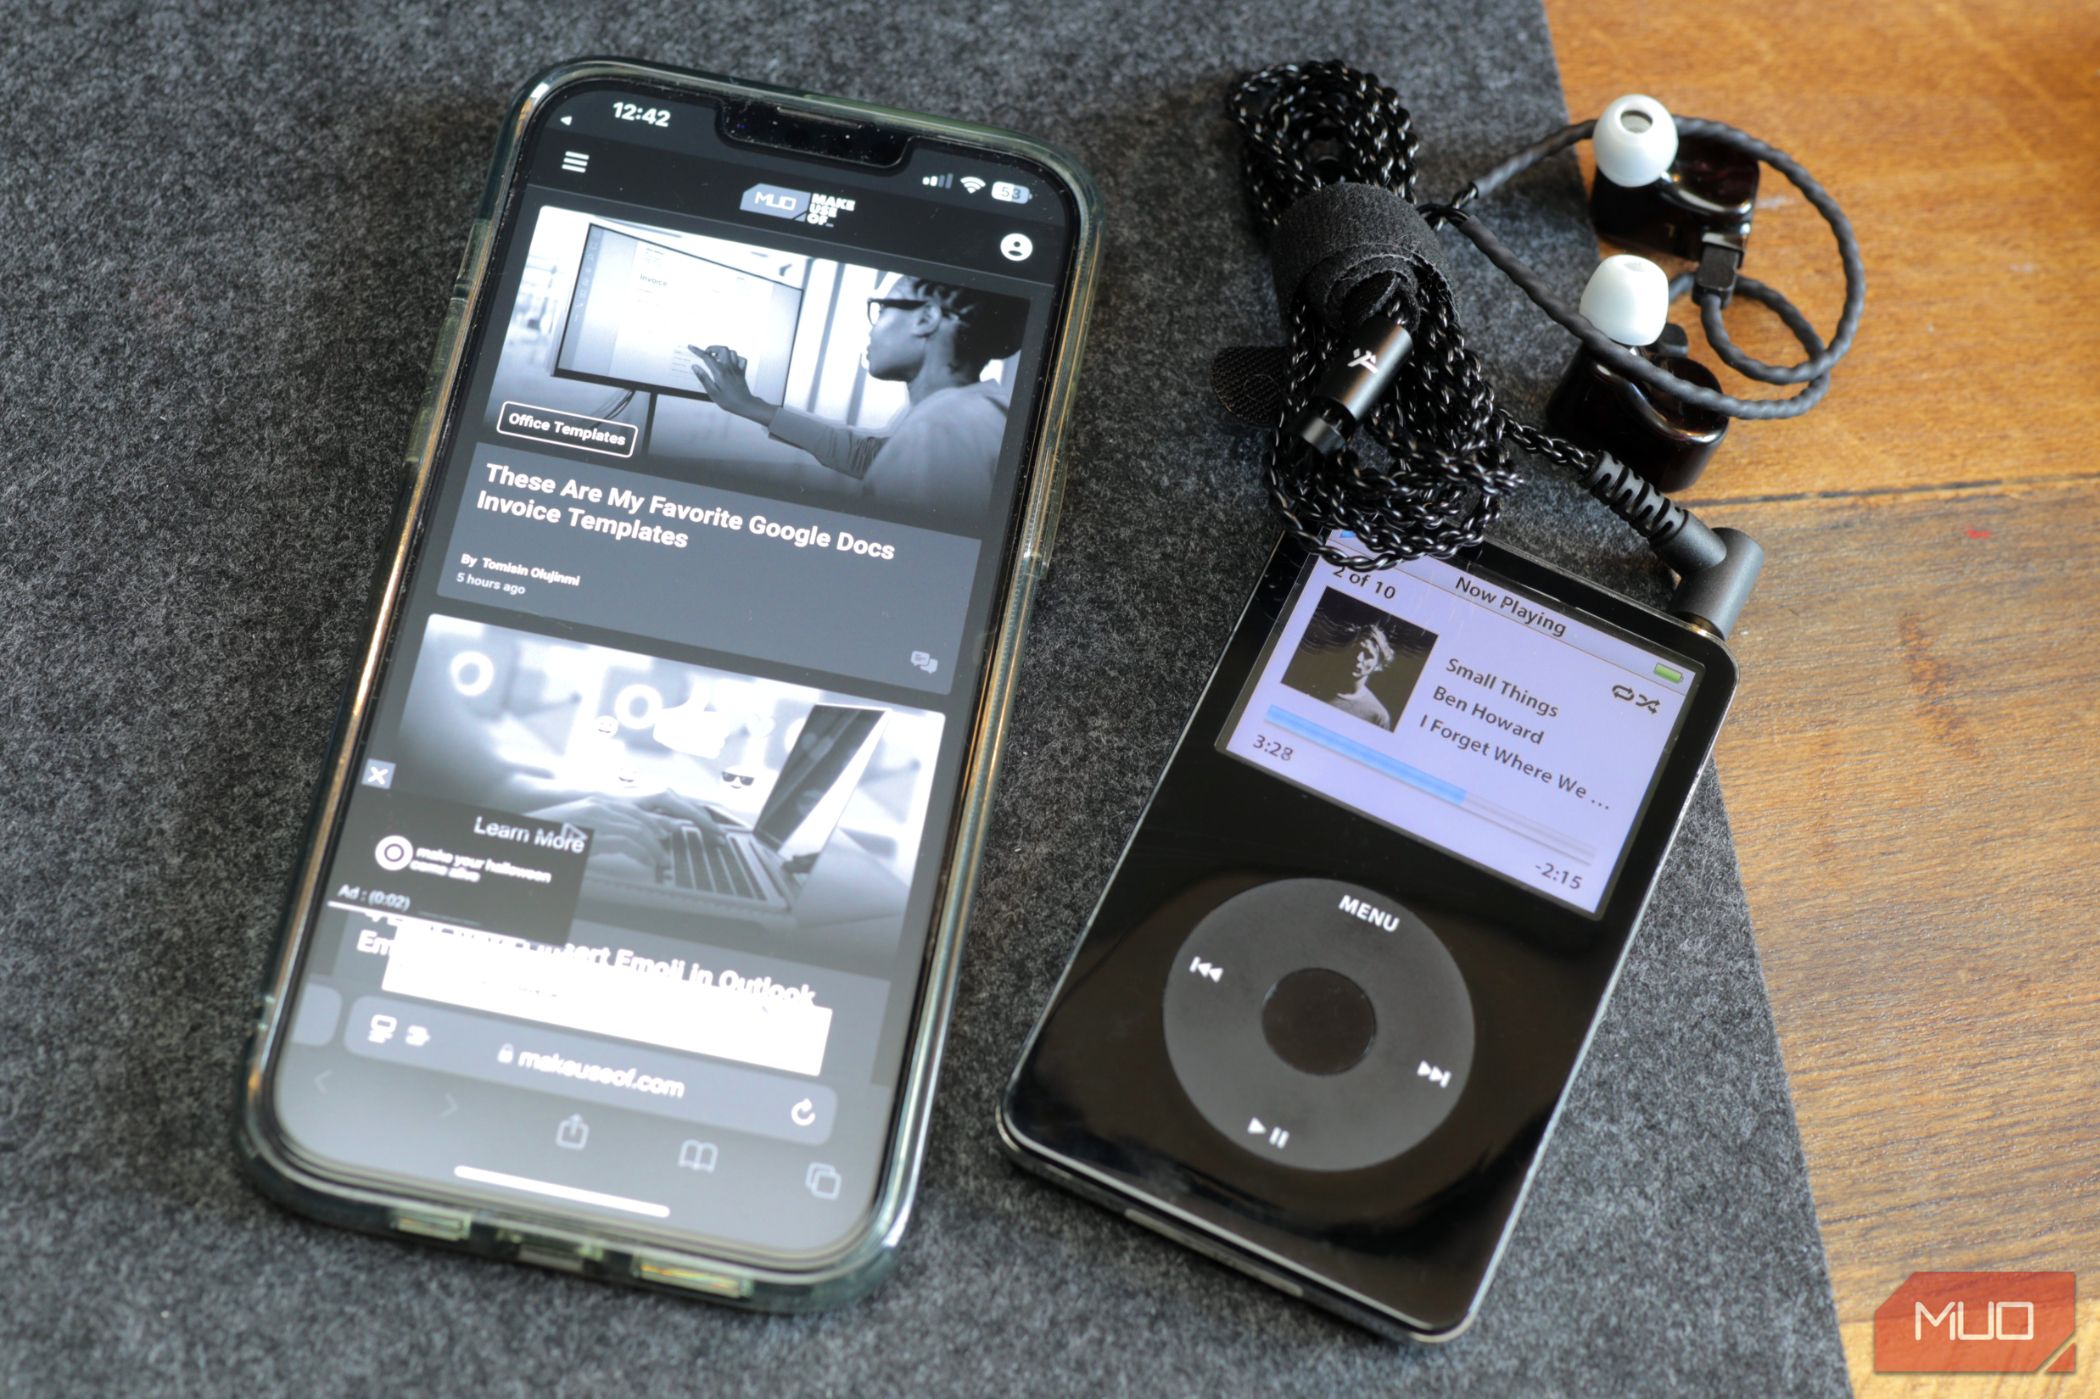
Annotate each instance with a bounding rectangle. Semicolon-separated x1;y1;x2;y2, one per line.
496;399;637;458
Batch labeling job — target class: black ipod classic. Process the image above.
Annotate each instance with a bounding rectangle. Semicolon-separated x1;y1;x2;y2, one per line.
999;533;1738;1341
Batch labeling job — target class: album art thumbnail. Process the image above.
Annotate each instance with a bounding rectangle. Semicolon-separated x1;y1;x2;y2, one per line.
483;203;1029;530
1280;587;1438;733
392;615;944;954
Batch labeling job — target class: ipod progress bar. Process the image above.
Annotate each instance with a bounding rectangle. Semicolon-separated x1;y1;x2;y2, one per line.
1262;706;1597;864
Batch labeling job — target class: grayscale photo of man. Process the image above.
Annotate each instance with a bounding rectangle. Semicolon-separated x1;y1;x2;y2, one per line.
479;204;1031;533
1280;587;1438;732
689;274;1027;520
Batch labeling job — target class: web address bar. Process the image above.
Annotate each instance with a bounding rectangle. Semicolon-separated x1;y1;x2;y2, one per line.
375;917;833;1076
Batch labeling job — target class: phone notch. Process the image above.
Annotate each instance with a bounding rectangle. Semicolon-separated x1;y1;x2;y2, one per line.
717;100;912;168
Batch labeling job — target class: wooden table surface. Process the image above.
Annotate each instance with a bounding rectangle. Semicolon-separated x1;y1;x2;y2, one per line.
1541;1;2100;1390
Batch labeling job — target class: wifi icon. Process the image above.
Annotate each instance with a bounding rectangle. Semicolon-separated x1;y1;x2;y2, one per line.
959;175;987;194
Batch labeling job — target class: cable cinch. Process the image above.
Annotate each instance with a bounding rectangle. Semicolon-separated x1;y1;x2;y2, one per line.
1227;61;1862;578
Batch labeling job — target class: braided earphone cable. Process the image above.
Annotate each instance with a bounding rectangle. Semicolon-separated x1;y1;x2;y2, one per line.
1229;60;1858;568
1231;61;1524;571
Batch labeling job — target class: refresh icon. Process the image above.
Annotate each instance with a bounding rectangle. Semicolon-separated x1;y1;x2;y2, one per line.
790;1098;818;1128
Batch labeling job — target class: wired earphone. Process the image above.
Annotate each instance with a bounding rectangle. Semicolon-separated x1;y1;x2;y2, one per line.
1215;61;1865;638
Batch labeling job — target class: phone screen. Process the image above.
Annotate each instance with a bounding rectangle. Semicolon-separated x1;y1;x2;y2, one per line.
263;82;1079;1259
1218;539;1704;915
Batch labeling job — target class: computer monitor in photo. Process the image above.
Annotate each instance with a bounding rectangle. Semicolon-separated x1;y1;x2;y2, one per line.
555;224;804;401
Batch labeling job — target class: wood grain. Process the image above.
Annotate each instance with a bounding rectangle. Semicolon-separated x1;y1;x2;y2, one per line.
1717;484;2100;1392
1549;1;2100;502
1541;0;2100;1388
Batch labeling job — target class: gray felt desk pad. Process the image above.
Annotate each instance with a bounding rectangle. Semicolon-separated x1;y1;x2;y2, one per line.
0;2;1845;1393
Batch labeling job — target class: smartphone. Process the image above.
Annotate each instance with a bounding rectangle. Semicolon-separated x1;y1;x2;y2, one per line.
239;58;1100;1309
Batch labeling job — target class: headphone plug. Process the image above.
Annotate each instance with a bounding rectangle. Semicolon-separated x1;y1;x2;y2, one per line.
1579;452;1762;639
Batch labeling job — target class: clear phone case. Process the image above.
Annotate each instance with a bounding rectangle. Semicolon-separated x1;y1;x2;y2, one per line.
237;56;1103;1311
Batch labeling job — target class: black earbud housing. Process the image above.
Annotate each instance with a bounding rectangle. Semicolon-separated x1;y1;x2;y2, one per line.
1546;328;1729;493
1590;133;1759;269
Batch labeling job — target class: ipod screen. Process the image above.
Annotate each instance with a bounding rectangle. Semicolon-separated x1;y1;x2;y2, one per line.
1217;543;1704;914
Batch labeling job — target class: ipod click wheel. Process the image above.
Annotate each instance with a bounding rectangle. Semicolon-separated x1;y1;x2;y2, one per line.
1163;879;1471;1173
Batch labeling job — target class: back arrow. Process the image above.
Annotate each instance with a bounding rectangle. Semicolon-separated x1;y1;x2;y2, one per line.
314;1071;331;1096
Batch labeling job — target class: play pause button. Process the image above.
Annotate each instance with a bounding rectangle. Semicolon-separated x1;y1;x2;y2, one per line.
1246;1117;1289;1149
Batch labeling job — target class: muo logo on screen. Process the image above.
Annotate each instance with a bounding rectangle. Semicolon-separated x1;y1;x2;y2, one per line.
740;183;857;228
1873;1271;2076;1374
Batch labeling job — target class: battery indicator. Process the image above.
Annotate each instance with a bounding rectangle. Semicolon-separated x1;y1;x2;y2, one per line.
1654;663;1684;684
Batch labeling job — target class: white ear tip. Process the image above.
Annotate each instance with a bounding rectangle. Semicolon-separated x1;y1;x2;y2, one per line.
1580;255;1670;346
1593;94;1678;187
